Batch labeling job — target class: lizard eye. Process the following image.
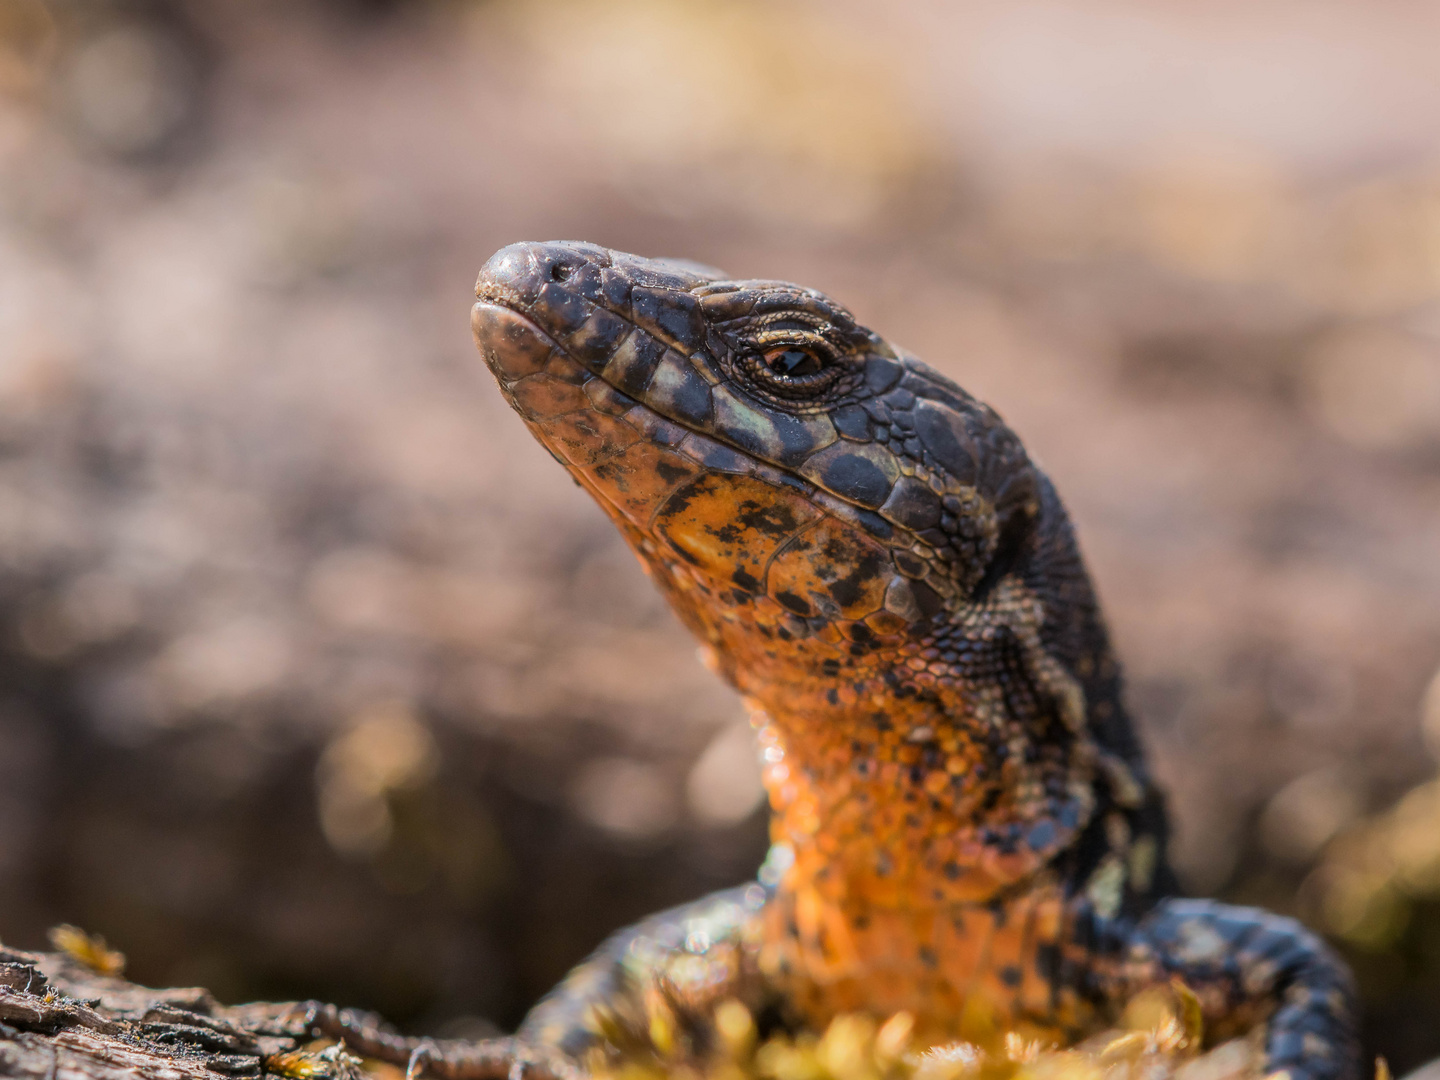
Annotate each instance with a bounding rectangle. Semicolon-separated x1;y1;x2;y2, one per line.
728;317;856;407
763;346;826;378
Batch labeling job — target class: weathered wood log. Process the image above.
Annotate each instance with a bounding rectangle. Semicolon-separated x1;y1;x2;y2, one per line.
0;935;358;1080
0;930;583;1080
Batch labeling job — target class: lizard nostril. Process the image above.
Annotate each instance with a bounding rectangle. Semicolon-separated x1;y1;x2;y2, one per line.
550;261;574;283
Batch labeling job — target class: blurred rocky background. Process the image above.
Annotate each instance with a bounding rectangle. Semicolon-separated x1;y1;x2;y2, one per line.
0;0;1438;1067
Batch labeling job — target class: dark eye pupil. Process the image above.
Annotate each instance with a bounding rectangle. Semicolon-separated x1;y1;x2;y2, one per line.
768;348;823;377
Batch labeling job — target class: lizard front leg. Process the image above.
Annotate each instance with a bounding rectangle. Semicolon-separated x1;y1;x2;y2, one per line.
1090;898;1360;1080
518;884;770;1057
295;886;767;1075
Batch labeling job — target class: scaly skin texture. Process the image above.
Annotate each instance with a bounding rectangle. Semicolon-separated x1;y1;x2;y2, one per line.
468;242;1360;1079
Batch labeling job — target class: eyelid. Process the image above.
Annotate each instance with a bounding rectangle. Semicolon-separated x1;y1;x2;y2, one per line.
750;328;836;355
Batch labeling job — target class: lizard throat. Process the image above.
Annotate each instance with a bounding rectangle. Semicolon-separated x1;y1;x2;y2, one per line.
750;695;1095;910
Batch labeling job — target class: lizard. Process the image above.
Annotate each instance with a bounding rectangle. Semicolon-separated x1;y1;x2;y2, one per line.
304;242;1360;1080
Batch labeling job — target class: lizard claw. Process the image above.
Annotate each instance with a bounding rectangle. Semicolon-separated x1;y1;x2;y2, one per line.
290;1001;325;1037
404;1041;439;1080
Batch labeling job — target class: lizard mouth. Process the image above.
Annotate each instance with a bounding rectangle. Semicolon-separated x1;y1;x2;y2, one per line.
470;298;565;385
473;277;526;313
471;246;581;384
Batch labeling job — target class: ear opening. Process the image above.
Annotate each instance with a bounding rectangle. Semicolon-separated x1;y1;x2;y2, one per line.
969;509;1030;603
970;473;1039;603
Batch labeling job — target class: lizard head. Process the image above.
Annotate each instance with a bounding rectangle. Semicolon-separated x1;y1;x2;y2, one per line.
473;242;1156;899
473;241;1040;636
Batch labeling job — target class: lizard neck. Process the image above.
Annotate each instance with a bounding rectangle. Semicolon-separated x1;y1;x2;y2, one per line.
750;689;1093;911
748;696;1099;1042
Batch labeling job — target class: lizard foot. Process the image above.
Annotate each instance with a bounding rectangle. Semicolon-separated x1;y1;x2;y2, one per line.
295;1002;585;1080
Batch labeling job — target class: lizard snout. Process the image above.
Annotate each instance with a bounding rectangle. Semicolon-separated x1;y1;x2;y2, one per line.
475;239;613;314
472;241;606;383
476;240;585;304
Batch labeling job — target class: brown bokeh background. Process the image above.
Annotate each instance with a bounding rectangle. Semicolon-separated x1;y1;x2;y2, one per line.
1;0;1439;1068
